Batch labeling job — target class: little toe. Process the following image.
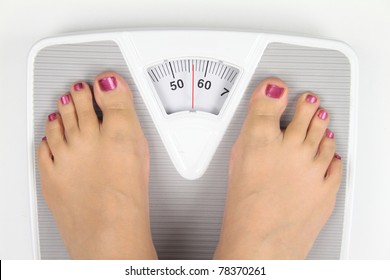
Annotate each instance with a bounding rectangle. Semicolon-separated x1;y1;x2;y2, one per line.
57;94;79;141
93;72;142;139
325;154;343;193
304;108;330;155
285;92;320;143
69;81;99;135
315;129;336;171
37;136;53;170
45;112;66;157
242;77;288;145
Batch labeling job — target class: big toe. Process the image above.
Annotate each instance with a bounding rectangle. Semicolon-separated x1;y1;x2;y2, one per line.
241;77;288;145
93;72;143;139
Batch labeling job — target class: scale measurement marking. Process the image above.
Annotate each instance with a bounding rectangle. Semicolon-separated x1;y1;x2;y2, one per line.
152;70;158;81
148;71;155;82
169;62;175;79
220;66;227;79
230;71;238;83
191;63;195;109
204;61;209;77
156;66;162;78
217;64;223;76
162;65;167;76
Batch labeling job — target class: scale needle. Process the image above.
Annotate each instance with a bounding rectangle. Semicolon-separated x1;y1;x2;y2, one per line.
192;63;195;109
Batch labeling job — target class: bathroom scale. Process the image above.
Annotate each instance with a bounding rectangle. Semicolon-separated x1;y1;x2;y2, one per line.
27;29;357;259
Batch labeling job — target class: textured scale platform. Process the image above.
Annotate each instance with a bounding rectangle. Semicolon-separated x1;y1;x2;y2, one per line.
32;39;351;259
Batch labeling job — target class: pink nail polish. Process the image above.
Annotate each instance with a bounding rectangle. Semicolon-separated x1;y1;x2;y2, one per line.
306;94;317;104
48;113;57;121
265;84;284;99
318;110;328;120
99;76;117;92
42;136;47;141
60;94;70;105
326;129;334;139
334;153;342;160
74;83;83;91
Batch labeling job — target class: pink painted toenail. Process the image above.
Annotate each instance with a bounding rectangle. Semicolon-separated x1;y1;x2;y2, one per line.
306;94;317;104
334;153;342;160
42;136;47;141
326;129;334;139
318;110;328;120
74;83;83;91
60;94;70;105
265;84;284;99
99;76;117;92
48;113;57;121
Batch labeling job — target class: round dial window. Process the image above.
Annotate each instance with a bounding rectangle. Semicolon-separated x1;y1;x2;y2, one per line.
147;58;240;115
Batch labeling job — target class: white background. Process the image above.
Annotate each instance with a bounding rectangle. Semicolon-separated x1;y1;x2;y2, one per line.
0;0;389;259
2;260;390;279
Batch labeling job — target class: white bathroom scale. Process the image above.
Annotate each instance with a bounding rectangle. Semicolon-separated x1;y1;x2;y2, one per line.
27;29;358;259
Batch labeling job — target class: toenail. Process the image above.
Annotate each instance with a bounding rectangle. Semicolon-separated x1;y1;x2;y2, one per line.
42;136;47;141
48;113;57;121
99;76;117;92
326;129;334;139
60;94;70;105
74;83;83;91
306;94;318;104
334;153;342;160
265;84;284;99
318;110;328;120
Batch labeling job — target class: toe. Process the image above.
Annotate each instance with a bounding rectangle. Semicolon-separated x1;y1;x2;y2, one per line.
69;81;99;135
315;129;336;172
57;93;79;141
37;136;53;170
325;154;343;193
45;112;66;157
304;108;330;155
242;77;288;145
93;72;142;139
284;92;320;143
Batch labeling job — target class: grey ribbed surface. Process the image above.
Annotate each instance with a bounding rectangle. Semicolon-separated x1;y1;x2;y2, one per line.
33;40;350;259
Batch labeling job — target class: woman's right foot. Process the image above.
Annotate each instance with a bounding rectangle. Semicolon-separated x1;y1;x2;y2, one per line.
214;77;342;259
38;72;156;259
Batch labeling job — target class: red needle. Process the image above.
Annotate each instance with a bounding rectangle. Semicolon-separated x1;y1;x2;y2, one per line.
191;63;194;109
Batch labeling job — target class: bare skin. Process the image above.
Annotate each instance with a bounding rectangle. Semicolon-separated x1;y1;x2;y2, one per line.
38;72;157;259
38;73;341;260
213;77;342;259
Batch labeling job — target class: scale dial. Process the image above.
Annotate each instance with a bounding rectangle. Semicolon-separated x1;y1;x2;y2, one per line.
147;58;240;115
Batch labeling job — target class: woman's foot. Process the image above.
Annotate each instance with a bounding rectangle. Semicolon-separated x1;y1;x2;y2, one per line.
214;78;342;259
37;72;157;259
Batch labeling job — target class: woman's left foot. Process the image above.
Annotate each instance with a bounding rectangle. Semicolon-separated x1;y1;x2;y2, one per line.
214;78;342;259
